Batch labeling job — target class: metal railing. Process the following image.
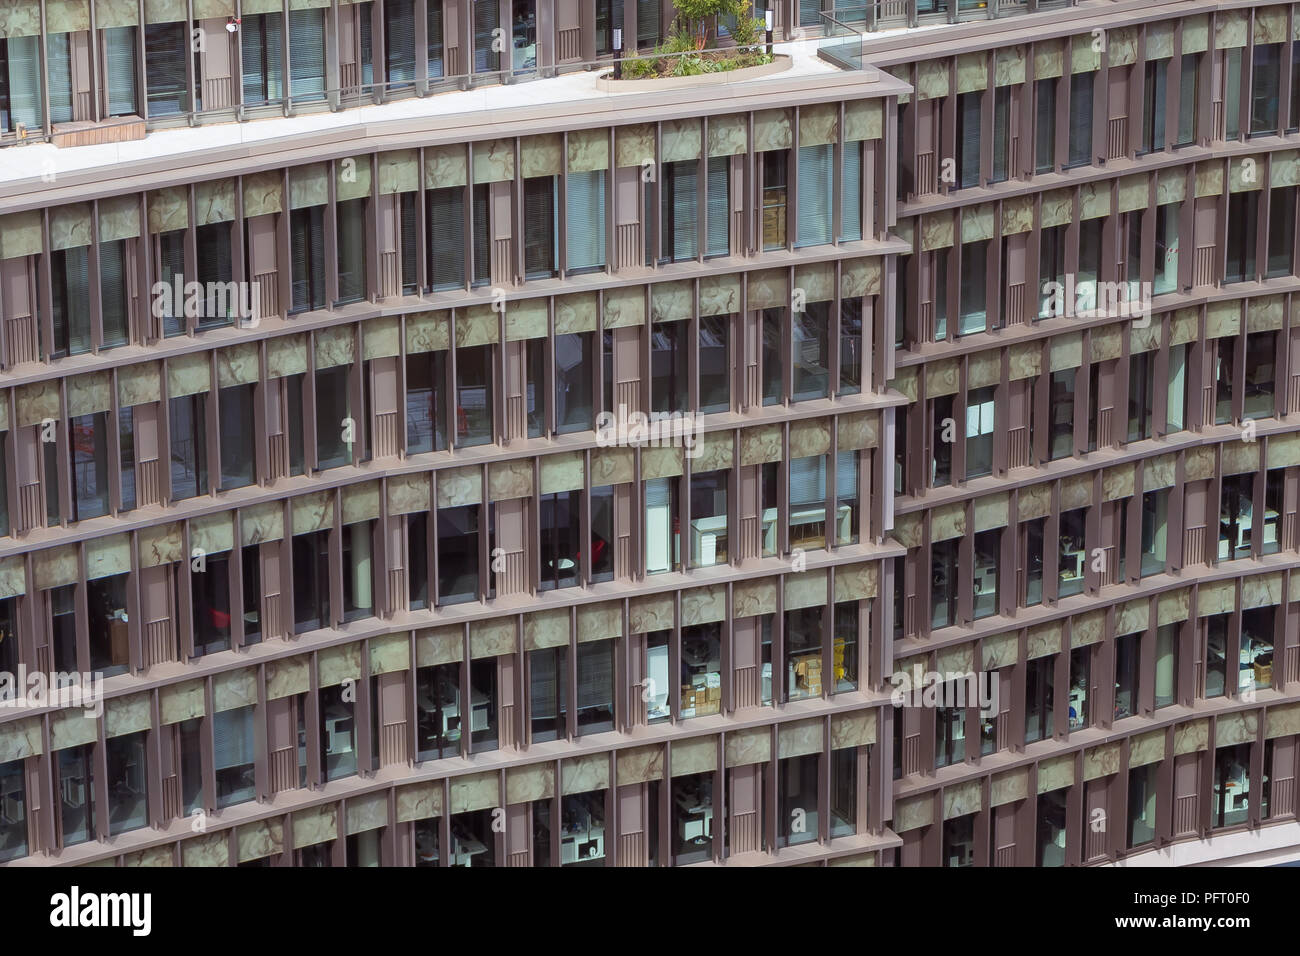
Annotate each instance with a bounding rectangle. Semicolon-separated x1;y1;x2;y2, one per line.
818;13;866;71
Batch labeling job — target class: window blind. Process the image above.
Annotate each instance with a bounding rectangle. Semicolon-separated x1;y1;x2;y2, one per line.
105;27;138;116
46;33;72;125
799;0;821;27
472;184;490;285
159;230;185;336
840;142;862;241
795;144;832;248
958;92;980;188
400;192;417;293
665;161;698;262
473;0;499;74
56;247;92;355
637;0;660;48
427;1;444;77
385;0;416;85
99;240;128;346
523;176;557;278
566;170;607;273
428;187;465;289
836;450;857;499
706;156;729;258
6;35;42;131
288;9;325;101
241;14;283;106
290;206;325;311
576;643;612;710
212;707;254;771
530;650;560;718
1068;73;1093;166
336;197;366;303
790;455;827;507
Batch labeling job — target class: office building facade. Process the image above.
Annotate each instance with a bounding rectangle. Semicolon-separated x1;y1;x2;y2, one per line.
0;0;1296;868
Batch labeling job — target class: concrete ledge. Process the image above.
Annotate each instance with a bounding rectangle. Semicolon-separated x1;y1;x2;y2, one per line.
594;54;792;92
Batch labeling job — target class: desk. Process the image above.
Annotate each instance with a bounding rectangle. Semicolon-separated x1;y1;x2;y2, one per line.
1219;505;1279;558
674;791;713;844
417;687;490;738
1059;550;1084;584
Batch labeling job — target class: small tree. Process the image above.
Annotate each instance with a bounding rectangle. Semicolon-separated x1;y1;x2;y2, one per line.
673;0;748;48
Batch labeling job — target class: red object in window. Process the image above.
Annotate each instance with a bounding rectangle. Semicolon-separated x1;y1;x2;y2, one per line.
457;406;469;436
210;608;231;629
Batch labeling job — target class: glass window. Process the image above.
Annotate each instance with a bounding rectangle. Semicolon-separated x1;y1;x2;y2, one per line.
680;623;722;718
169;393;208;501
57;744;96;846
319;684;357;781
1127;351;1155;443
292;529;330;633
1250;43;1281;136
590;484;614;583
1213;743;1253;828
835;450;859;546
315;364;351;469
218;384;256;490
1035;788;1067;866
1058;508;1086;598
777;754;819;847
405;351;447;453
455;344;493;446
335;197;368;304
1243;331;1276;420
699;315;730;414
672;772;714;865
0;759;27;862
556;331;594;432
1114;632;1140;720
661;160;699;262
1038;225;1066;318
427;186;465;290
840;141;863;241
1067;71;1093;167
1204;613;1229;699
689;470;727;569
566;167;605;270
833;601;858;692
145;21;188;116
1219;474;1253;562
1024;517;1045;607
785;606;823;702
1153;201;1180;295
973;529;999;620
965;385;995;478
560;791;605;865
69;412;110;521
215;705;257;805
51;246;91;358
191;552;232;657
761;308;783;405
991;86;1011;183
539;490;581;590
1177;53;1198;145
575;641;613;735
830;746;857;837
342;520;376;623
645;630;670;723
795;143;833;247
839;298;862;396
644;478;679;574
1035;77;1057;172
241;13;284;106
1140;488;1168;577
1142;58;1168;153
195;223;234;330
416;662;461;759
931;395;954;488
524;175;558;278
1068;645;1091;730
1241;607;1275;695
705;157;730;258
1226;191;1259;283
241;546;262;645
956;91;981;189
650;319;688;413
792;302;831;401
1048;368;1076;460
106;731;148;836
1216;335;1236;425
762;150;788;251
935;681;966;768
943;814;975;867
288;9;326;100
788;455;828;553
437;504;480;604
1155;622;1178;709
529;647;567;743
1025;655;1056;744
1127;763;1158;848
1267;185;1295;278
87;574;129;674
290;205;326;312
